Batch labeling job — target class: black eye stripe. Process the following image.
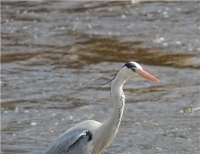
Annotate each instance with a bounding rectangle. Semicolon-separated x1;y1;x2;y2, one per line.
123;62;136;69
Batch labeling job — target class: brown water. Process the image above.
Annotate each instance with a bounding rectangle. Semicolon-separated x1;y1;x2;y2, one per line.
1;1;200;154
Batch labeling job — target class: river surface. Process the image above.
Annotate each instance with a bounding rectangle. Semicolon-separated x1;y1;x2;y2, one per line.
1;1;200;154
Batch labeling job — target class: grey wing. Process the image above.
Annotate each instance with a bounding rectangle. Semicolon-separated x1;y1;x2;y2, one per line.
43;128;93;154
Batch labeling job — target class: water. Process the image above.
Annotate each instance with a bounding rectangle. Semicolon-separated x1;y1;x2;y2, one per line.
1;1;200;154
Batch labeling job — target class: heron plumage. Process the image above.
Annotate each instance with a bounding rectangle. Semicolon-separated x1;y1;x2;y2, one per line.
43;120;101;154
43;62;159;154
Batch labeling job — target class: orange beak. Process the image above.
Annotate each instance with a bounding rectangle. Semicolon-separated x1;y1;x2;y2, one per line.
138;70;160;82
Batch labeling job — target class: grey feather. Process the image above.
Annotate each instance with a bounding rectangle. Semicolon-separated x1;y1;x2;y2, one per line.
43;128;91;154
43;120;101;154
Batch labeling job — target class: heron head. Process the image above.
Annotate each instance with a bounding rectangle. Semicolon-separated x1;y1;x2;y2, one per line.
121;61;159;82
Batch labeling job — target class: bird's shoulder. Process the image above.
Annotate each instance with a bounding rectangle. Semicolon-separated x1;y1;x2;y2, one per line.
43;120;101;154
72;120;102;131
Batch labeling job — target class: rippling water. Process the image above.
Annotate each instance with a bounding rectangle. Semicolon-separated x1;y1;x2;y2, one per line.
1;1;200;154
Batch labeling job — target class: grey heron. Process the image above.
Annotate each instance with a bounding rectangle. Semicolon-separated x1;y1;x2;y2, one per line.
43;61;159;154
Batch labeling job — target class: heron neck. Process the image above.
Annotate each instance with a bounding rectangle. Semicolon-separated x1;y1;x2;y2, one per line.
108;73;126;131
92;72;126;154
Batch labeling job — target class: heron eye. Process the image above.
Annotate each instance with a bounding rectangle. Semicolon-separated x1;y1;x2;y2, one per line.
131;68;136;72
